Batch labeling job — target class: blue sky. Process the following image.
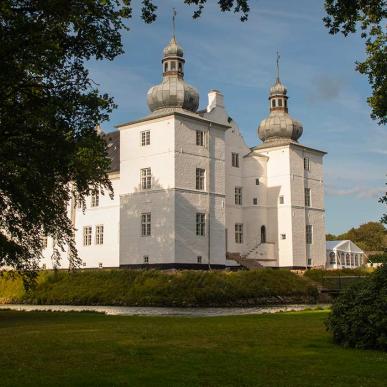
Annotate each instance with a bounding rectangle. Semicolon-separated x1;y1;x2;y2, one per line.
88;0;386;234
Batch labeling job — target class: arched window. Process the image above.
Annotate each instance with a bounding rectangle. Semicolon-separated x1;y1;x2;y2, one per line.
261;225;266;243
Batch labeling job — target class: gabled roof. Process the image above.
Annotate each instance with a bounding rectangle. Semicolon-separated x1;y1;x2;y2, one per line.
326;240;364;253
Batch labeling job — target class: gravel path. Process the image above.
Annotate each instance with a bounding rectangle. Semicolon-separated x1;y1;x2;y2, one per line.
0;304;330;317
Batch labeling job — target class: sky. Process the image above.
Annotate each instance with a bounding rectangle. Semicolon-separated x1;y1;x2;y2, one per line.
88;0;386;235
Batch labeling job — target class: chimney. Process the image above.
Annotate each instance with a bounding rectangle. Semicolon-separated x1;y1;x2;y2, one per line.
207;89;225;112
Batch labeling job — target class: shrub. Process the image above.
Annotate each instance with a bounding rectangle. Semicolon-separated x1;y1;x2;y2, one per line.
368;253;387;264
326;264;387;351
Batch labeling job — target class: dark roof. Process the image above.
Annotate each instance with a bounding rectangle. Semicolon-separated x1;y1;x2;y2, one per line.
104;130;120;173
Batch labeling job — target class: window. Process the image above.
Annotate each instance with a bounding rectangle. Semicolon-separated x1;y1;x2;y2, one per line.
144;256;149;264
253;198;258;205
98;262;103;268
95;225;104;245
355;254;359;266
141;130;150;146
82;262;87;267
196;213;205;236
91;192;99;207
304;188;311;207
196;130;205;146
278;98;283;107
83;226;92;246
351;254;355;266
196;168;205;190
272;99;276;108
306;225;313;244
256;178;260;185
178;62;182;72
171;61;176;70
329;251;336;264
304;157;310;171
345;253;350;266
281;234;286;240
235;187;242;205
279;195;284;204
197;256;202;264
141;213;151;236
307;258;312;266
141;168;152;190
164;63;168;72
231;152;239;167
285;99;288;108
41;236;48;248
235;224;243;244
261;225;266;243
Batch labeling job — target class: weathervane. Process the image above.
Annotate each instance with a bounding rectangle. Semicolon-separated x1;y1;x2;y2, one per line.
172;8;177;37
276;50;280;81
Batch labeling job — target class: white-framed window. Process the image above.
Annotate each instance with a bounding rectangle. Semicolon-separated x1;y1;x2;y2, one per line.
281;234;286;240
305;188;311;207
307;258;312;266
304;157;310;171
91;192;99;207
231;152;239;168
279;195;284;204
253;198;258;205
197;256;202;264
141;168;152;190
141;213;151;237
196;130;205;146
196;213;205;236
141;130;150;146
235;223;243;244
98;262;103;268
144;256;149;264
95;225;104;245
235;187;242;205
196;168;205;190
256;178;260;185
83;226;92;246
306;225;313;244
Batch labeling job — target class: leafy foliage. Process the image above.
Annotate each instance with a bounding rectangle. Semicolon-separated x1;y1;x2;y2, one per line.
368;253;387;263
0;1;133;274
380;180;387;225
326;264;387;351
326;221;386;251
323;0;387;124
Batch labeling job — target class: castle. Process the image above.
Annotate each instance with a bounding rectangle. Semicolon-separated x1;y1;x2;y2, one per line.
41;34;327;270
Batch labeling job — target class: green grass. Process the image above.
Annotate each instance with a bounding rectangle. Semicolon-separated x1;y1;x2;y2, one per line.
0;269;318;306
0;310;386;386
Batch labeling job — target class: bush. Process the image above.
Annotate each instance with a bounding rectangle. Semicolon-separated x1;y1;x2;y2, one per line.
368;253;387;264
326;264;387;351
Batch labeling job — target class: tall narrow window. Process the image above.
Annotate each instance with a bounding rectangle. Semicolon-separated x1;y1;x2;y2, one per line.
41;236;48;248
253;198;258;205
196;213;205;236
261;225;266;243
196;130;204;146
235;224;243;244
329;252;336;265
95;225;104;245
83;226;92;246
141;168;152;190
141;130;150;146
304;157;310;171
306;225;313;244
304;188;311;207
144;256;149;263
272;99;276;108
196;168;205;190
256;178;260;185
235;187;242;205
141;213;151;236
278;98;283;107
231;152;239;168
279;195;284;204
91;192;99;207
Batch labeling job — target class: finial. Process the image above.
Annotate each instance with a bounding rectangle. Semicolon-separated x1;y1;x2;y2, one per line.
172;8;177;38
276;50;280;81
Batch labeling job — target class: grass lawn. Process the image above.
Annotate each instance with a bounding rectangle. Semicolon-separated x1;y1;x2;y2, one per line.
0;310;386;386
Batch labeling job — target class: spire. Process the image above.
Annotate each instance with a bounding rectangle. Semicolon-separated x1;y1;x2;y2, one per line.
172;8;176;38
276;50;280;82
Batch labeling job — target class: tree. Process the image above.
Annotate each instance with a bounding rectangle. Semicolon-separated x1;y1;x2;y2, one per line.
0;1;133;277
380;180;387;226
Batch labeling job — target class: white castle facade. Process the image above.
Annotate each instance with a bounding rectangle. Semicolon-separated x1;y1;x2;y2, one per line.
42;35;327;270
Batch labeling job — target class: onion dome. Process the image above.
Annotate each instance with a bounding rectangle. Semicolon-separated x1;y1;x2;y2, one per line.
147;36;199;113
258;56;303;143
